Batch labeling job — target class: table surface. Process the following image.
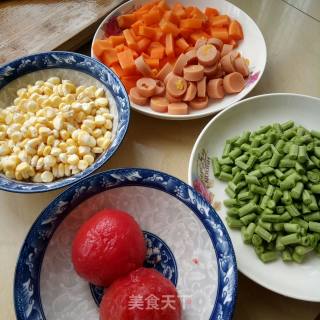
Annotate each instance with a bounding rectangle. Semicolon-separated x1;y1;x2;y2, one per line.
1;0;320;319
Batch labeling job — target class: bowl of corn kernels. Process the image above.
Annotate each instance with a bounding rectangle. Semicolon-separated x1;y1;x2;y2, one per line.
0;51;130;193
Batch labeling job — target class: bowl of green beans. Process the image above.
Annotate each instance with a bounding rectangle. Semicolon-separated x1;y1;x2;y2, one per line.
188;93;320;301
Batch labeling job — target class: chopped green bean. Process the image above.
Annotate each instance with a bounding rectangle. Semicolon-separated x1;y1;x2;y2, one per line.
260;251;278;263
309;221;320;233
226;217;243;229
282;250;292;262
255;225;273;242
280;233;301;245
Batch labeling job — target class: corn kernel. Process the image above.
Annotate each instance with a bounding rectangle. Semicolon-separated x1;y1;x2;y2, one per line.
94;115;106;126
53;116;64;130
58;163;65;178
30;155;39;168
78;159;89;171
5;170;15;179
43;146;52;156
83;154;94;165
78;146;91;156
67;154;79;165
95;97;109;108
76;86;85;95
47;135;55;146
0;144;11;156
92;128;103;139
32;173;42;183
59;153;68;163
66;138;76;146
41;171;54;182
39;127;51;137
64;164;71;176
66;145;77;155
59;142;67;151
47;77;61;85
92;147;104;154
95;88;104;98
36;157;44;170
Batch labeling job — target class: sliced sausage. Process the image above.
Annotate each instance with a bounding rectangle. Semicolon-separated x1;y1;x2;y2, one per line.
155;80;165;95
136;78;157;97
168;102;189;115
207;37;223;51
164;71;174;85
204;63;219;77
135;56;152;77
129;87;148;105
196;44;219;67
223;72;245;94
230;50;240;61
166;91;181;103
183;65;204;81
194;38;207;49
150;96;169;113
166;75;187;98
220;53;236;74
221;44;233;57
197;76;207;98
189;96;209;109
234;57;249;77
172;53;188;76
207;78;225;99
156;62;173;81
183;82;197;101
185;49;198;65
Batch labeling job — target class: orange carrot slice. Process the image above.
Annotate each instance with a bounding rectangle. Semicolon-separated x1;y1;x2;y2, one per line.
165;33;175;58
229;20;244;41
92;39;112;57
117;14;137;29
210;27;229;42
180;18;203;29
117;49;136;74
210;15;230;27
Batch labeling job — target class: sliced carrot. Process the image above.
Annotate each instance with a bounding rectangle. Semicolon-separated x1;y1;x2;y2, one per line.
129;48;139;59
110;63;125;77
229;20;244;41
101;48;118;66
205;7;219;18
190;7;207;21
121;75;140;91
157;0;169;12
210;27;229;42
117;14;137;29
180;28;193;38
162;10;180;25
175;37;190;52
180;18;203;29
137;38;151;52
123;29;139;51
109;35;125;47
185;6;195;17
92;39;112;57
172;3;186;19
142;7;162;25
117;49;136;74
154;28;164;41
210;15;230;27
228;38;238;48
131;20;144;35
150;46;165;59
145;58;160;69
142;52;151;59
190;31;209;43
114;43;126;53
159;19;180;37
138;26;158;39
165;33;175;58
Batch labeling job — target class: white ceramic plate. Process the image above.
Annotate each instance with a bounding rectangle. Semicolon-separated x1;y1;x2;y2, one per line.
188;93;320;301
92;0;267;120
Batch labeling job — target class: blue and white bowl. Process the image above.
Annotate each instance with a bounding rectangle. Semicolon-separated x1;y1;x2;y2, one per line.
14;168;237;320
0;51;130;193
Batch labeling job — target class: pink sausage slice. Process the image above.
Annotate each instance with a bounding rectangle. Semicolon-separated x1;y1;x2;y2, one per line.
173;53;188;76
129;87;148;105
150;96;169;113
166;75;187;98
234;57;249;77
194;38;207;49
189;96;209;110
223;72;245;94
197;76;207;97
185;49;198;65
183;82;197;101
183;65;204;81
156;62;173;81
220;53;236;74
221;44;233;57
196;44;219;67
207;38;223;51
136;78;157;97
166;91;181;103
135;56;152;77
207;78;225;99
168;102;189;115
155;80;165;95
204;63;219;78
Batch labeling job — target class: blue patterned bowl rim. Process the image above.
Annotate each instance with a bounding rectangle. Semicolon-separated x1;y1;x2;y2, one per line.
14;168;238;320
0;51;130;193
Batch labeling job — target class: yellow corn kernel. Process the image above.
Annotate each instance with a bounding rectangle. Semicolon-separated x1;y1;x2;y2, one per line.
15;171;23;181
94;115;106;126
78;159;89;171
30;155;39;168
66;145;77;155
95;97;109;108
75;111;85;123
47;77;61;85
101;138;111;150
80;124;93;134
49;95;62;108
37;143;46;156
58;152;68;163
32;173;42;183
92;147;104;154
50;147;61;157
17;88;28;97
53;116;64;130
58;142;67;152
2;156;19;171
5;113;13;125
41;171;54;182
43;146;52;156
103;113;114;120
11;132;23;143
95;88;105;98
67;154;79;165
39;127;51;137
92;128;103;139
44;155;56;169
0;144;11;156
36;157;44;170
64;164;71;176
105;119;113;130
5;170;15;179
66;138;76;146
47;135;55;146
58;163;65;178
78;146;90;156
83;154;94;165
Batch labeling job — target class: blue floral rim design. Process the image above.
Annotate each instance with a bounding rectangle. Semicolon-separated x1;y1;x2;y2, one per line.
14;168;238;320
0;51;130;193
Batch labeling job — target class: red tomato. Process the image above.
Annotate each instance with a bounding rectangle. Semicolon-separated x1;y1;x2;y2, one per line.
100;268;182;320
71;209;146;287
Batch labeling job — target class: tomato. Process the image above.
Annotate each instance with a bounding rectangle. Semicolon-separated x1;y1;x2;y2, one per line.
72;209;146;287
100;268;182;320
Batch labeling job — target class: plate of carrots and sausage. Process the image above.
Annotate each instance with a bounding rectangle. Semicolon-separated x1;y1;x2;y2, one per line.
92;0;266;120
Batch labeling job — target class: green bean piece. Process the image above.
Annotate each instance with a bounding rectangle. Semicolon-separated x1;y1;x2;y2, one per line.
219;172;233;182
266;185;275;197
310;155;320;168
241;226;251;244
223;198;238;208
238;191;253;202
291;217;309;230
302;203;311;214
280;212;292;222
301;236;311;247
269;152;281;168
212;157;221;177
295;246;313;256
226;217;243;229
242;222;256;243
306;157;316;170
298;145;308;163
245;175;260;185
229;147;242;160
219;157;234;166
301;135;313;145
252;234;263;247
240;213;257;226
279;159;296;168
296;126;305;136
240;143;251;152
260;150;272;162
284;223;301;233
292;252;304;263
283;128;296;140
254;246;265;256
281;121;294;131
302;189;312;205
235;131;250;146
311;184;320;194
274;223;285;231
228;181;237;192
307;171;320;183
288;144;299;160
305;212;320;221
282;250;292;262
260;195;269;210
257;125;271;134
248;170;263;178
235;181;247;193
280;233;301;245
232;172;244;184
275;169;284;179
221;165;232;173
282;191;292;205
276;206;285;214
280;173;296;191
275;139;285;153
255;225;273;242
286;204;301;217
261;214;282;223
226;136;239;144
260;251;278;263
309;195;319;211
235;159;249;171
238;202;257;217
309;221;320;233
222;143;232;158
232;166;241;176
247;155;257;170
260;176;269;188
250;184;266;195
273;189;283;203
315;147;320;158
295;162;305;175
273;123;282;135
260;166;273;176
276;235;285;251
290;182;304;200
311;130;320;140
225;187;236;198
268;175;278;185
227;208;240;217
267;199;276;209
301;175;309;183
